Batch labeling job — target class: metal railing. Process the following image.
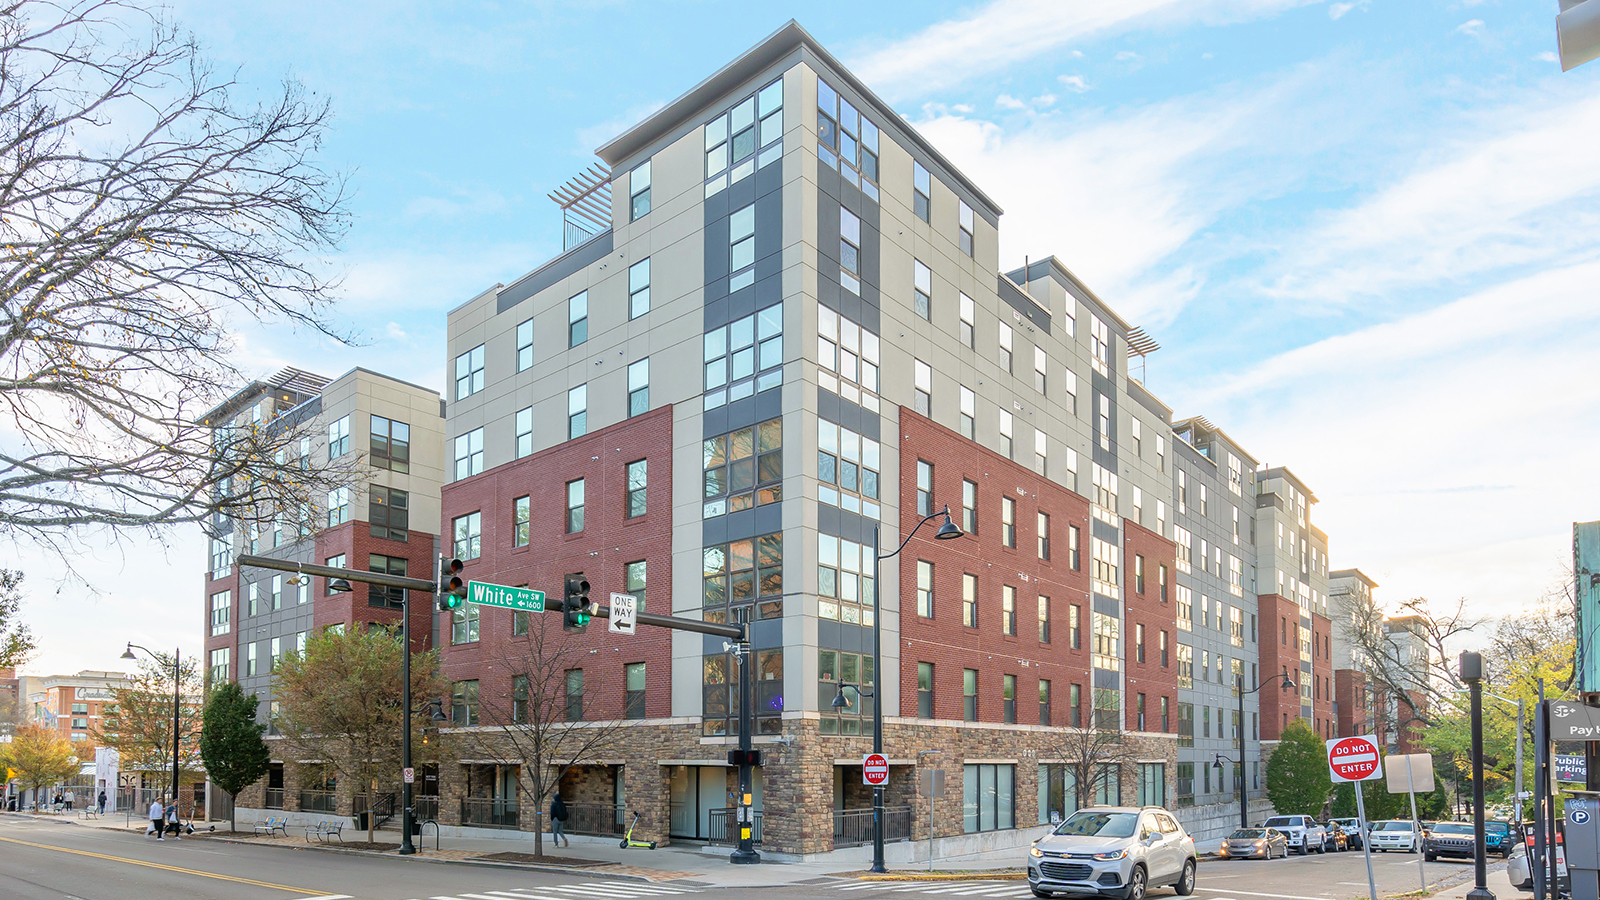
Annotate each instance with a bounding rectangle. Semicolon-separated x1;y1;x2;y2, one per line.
708;807;763;846
565;802;626;836
264;788;284;810
353;792;397;829
413;794;439;822
833;806;914;848
299;790;337;813
461;797;518;830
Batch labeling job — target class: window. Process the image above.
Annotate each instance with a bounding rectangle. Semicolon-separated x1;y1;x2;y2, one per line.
817;533;869;625
1097;394;1111;451
1200;484;1209;517
1160;631;1170;667
1091;537;1119;597
454;345;485;400
998;408;1013;459
624;663;646;720
366;550;406;605
958;480;978;533
962;573;978;628
913;259;932;320
627;358;649;417
1131;417;1142;457
568;291;588;347
1001;586;1016;636
918;662;934;718
567;384;587;439
1092;462;1118;525
246;641;258;677
1037;512;1050;560
451;680;479;726
963;668;979;722
451;603;479;645
628;257;650;319
912;161;930;221
1038;679;1052;726
209;647;229;684
1177;644;1194;688
1038;596;1051;643
840;207;861;294
516;317;534;371
1138;764;1166;807
707;533;784;622
1001;496;1015;547
729;203;756;291
1034;345;1047;394
512;496;530;547
1135;622;1146;664
815;78;874;193
1092;612;1121;673
1134;554;1145;593
818;419;881;517
369;486;409;542
209;532;232;575
624;559;647;610
817;305;881;409
959;293;975;347
324;554;345;594
963;763;1015;833
1091;315;1110;376
1159;563;1169;601
913;358;932;416
958;386;975;439
958;200;974;257
270;574;282;610
1071;683;1082;727
327;415;350;457
326;487;350;527
563;669;584;721
625;459;647;518
454;428;484;480
370;416;410;473
1136;692;1146;730
1069;525;1081;569
1157;499;1167;535
1070;604;1082;650
629;159;651;220
209;591;230;636
514;407;533;458
916;560;934;618
704;418;782;517
452;511;482;560
1161;695;1170;730
704;301;783;408
916;460;934;516
565;479;585;533
1003;674;1016;723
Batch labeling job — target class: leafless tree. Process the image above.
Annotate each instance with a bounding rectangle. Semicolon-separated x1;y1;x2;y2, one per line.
1342;593;1482;732
0;1;354;551
0;568;35;669
454;615;629;857
1041;692;1149;814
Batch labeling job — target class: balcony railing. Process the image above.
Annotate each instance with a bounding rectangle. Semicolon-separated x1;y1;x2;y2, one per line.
461;797;518;830
565;802;625;836
298;790;337;813
412;795;439;822
264;788;284;810
708;807;763;846
833;806;913;848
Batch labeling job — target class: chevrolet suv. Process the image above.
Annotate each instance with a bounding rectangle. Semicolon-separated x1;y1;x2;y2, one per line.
1028;807;1199;900
1261;815;1327;855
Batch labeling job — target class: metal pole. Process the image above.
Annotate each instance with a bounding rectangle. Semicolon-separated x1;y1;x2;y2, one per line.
730;622;759;864
1354;778;1379;900
399;567;417;856
1468;677;1495;900
1237;677;1247;829
1536;681;1549;900
1517;699;1527;827
171;648;181;818
1407;755;1426;894
871;523;886;875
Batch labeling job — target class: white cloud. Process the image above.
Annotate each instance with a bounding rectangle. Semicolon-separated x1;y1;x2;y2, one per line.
848;0;1317;98
1536;51;1558;63
1115;50;1141;61
1059;74;1090;93
1329;1;1364;20
996;93;1027;110
1456;19;1485;35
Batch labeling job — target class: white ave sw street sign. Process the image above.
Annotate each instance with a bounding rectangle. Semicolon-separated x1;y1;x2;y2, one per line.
609;593;638;635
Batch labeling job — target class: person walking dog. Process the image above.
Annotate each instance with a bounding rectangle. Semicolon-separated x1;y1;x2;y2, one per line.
550;794;570;848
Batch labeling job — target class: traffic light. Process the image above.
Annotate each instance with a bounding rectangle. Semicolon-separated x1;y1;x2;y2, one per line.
437;558;466;612
563;574;591;632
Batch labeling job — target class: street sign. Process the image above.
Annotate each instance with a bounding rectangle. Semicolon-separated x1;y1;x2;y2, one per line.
402;767;414;784
863;753;889;786
1558;754;1589;782
920;768;945;798
467;581;545;612
1327;735;1384;783
1551;701;1600;740
1384;753;1435;794
609;593;638;635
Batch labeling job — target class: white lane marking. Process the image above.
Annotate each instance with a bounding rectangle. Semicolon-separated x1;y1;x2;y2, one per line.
1192;890;1342;900
296;896;353;900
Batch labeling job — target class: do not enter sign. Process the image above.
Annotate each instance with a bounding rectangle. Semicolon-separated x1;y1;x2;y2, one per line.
1326;735;1383;783
863;753;889;786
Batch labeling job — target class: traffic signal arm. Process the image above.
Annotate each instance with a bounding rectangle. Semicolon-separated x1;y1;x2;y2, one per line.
236;554;437;592
583;602;744;640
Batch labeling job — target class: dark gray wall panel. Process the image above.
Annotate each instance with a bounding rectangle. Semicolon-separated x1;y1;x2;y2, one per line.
497;231;614;315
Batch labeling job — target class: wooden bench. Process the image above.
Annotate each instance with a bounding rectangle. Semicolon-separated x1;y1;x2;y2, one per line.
253;816;287;837
305;819;344;842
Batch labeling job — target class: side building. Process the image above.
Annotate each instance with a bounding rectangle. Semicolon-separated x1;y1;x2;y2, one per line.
1252;468;1334;746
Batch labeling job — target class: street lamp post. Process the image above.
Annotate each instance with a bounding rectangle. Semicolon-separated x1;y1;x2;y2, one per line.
1460;651;1495;900
121;643;183;818
834;506;962;875
1224;673;1296;829
1459;688;1527;825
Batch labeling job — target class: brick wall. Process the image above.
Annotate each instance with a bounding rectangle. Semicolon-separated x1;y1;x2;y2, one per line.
1255;593;1301;740
1124;520;1178;734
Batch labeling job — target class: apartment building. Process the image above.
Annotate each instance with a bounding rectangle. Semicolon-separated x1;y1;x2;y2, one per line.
23;670;126;747
200;367;446;726
1253;468;1334;741
1330;568;1379;740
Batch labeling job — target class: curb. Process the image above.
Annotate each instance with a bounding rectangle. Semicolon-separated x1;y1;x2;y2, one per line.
854;871;1027;881
190;833;659;882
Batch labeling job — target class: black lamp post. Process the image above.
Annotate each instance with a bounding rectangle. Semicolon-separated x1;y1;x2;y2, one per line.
840;506;961;875
121;643;183;818
1225;673;1296;829
1460;651;1495;900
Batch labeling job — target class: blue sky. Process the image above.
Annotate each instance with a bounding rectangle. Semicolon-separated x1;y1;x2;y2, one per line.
21;0;1598;675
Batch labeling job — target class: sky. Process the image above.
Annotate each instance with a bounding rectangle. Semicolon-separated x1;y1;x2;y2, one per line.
15;0;1598;676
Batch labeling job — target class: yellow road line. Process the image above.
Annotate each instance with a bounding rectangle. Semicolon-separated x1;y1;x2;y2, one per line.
0;834;329;894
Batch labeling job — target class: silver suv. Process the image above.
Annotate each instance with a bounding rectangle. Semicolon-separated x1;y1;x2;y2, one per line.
1028;807;1199;900
1261;815;1327;855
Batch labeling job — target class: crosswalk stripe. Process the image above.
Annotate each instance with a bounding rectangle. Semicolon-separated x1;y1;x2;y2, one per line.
594;884;696;894
531;887;663;898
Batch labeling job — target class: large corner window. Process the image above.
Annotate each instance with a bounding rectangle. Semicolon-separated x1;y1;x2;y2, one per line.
816;77;880;200
817;419;880;519
454;345;485;400
369;486;409;542
818;649;874;735
370;416;409;473
702;418;781;518
454;428;484;480
729;203;757;292
818;533;874;626
704;77;782;198
817;305;880;411
703;301;783;410
703;533;783;622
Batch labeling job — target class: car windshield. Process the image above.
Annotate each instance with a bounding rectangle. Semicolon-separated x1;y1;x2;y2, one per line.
1377;821;1414;831
1432;823;1473;835
1263;817;1296;828
1231;829;1266;839
1056;812;1139;838
1486;823;1509;835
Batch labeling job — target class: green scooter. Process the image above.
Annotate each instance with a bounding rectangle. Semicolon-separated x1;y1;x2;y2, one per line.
620;810;657;849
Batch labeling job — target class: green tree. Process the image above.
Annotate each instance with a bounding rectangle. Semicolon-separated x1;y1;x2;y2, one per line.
0;570;36;672
5;724;79;805
95;651;205;802
1267;720;1333;816
199;681;271;832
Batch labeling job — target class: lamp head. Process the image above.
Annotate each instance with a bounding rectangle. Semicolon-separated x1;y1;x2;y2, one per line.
328;578;353;594
831;684;852;709
120;643;136;660
935;511;962;540
1212;755;1224;770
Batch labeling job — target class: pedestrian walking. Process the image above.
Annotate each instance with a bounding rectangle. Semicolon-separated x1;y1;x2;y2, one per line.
147;797;165;840
97;790;106;815
63;789;74;811
166;798;182;840
550;794;570;848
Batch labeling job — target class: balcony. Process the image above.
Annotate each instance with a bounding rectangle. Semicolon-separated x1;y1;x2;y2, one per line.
461;797;518;830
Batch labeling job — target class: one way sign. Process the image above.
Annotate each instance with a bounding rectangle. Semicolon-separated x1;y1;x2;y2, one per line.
608;593;637;635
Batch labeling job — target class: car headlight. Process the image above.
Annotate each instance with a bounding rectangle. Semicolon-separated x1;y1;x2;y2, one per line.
1031;846;1044;858
1093;849;1128;861
1255;841;1266;847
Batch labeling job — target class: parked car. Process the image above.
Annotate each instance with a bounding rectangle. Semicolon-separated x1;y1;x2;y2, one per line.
1028;807;1199;900
1219;827;1289;860
1261;815;1327;855
1328;817;1365;850
1370;819;1421;853
1423;821;1479;861
1322;823;1349;852
1484;821;1519;858
1508;830;1567;893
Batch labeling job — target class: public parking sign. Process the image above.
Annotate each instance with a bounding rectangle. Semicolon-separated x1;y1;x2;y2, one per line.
1327;735;1384;783
863;753;889;786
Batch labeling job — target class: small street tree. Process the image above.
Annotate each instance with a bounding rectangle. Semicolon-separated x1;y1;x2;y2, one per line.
95;651;205;805
0;570;36;672
273;626;448;845
1266;719;1333;817
457;614;630;857
5;723;79;806
199;681;270;832
1041;690;1148;814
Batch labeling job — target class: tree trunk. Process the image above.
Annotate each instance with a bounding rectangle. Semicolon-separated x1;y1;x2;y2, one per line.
366;777;376;845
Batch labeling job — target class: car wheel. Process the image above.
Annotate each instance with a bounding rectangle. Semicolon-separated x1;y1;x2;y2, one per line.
1125;865;1148;900
1176;859;1197;896
1426;854;1437;862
